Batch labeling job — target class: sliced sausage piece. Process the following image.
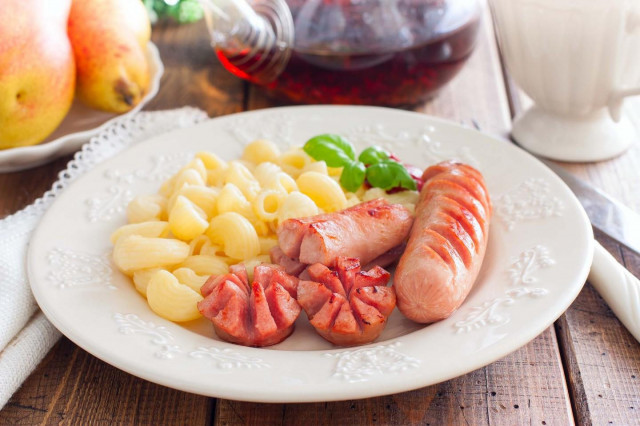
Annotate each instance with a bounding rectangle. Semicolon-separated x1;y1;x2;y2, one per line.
270;246;307;277
271;243;405;278
200;272;247;298
297;257;396;346
277;199;413;268
197;263;301;347
394;161;491;323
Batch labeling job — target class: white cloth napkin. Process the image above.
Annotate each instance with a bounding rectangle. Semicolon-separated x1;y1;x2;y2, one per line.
0;107;208;409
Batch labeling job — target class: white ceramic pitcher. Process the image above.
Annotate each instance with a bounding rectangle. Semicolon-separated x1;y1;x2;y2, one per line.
491;0;640;162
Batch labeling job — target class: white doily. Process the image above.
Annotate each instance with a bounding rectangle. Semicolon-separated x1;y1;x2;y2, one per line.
0;107;208;409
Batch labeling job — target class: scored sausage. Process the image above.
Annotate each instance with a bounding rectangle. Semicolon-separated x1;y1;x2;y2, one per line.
197;263;301;347
296;257;396;346
393;161;491;323
277;198;413;268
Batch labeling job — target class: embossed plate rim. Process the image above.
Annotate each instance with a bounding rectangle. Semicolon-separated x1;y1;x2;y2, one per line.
27;106;593;402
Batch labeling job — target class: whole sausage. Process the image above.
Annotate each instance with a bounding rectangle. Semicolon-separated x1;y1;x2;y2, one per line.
277;198;413;267
393;161;491;323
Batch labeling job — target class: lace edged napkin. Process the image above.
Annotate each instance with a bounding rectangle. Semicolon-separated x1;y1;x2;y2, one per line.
0;107;208;408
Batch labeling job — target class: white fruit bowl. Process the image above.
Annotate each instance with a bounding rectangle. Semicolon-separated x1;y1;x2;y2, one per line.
0;42;164;173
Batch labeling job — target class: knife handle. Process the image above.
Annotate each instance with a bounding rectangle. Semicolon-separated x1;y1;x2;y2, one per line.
588;241;640;343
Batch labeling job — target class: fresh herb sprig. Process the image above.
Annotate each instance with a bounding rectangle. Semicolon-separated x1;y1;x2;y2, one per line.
303;134;417;193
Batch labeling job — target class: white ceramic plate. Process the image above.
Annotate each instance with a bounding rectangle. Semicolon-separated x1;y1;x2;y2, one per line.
28;106;593;402
0;42;164;173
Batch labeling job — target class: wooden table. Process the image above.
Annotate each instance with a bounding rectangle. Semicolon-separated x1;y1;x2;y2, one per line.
2;11;640;425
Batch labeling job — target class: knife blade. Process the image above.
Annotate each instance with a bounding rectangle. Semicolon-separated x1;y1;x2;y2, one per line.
539;159;640;255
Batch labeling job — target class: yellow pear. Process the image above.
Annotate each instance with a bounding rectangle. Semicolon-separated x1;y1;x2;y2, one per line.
0;0;76;149
67;0;152;113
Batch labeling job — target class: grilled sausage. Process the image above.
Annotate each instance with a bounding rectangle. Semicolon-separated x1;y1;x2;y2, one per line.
277;198;413;267
270;243;406;278
296;257;396;346
198;263;301;347
393;161;491;323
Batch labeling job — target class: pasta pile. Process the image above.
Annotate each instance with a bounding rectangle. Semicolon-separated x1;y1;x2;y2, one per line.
111;140;419;323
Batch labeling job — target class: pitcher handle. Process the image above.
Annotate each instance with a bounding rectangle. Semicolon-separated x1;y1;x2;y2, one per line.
608;9;640;122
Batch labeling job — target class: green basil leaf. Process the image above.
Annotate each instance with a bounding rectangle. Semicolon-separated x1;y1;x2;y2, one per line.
365;162;395;190
366;160;417;191
394;164;418;190
358;146;389;165
340;161;366;193
303;134;356;167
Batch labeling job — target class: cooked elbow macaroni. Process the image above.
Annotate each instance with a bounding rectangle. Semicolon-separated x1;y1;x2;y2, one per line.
168;196;210;241
296;171;347;212
146;270;203;322
112;139;418;323
207;212;261;260
277;192;319;223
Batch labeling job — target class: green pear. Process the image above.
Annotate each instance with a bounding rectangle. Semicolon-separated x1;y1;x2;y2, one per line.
68;0;151;113
0;0;76;149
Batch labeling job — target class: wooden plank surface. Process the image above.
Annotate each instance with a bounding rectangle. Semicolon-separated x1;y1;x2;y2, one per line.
216;330;572;426
556;236;640;426
0;338;212;424
2;6;639;425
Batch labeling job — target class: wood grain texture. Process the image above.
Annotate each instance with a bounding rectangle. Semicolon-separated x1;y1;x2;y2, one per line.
145;19;246;118
0;156;71;219
556;232;640;426
485;325;574;425
4;5;638;425
215;328;571;426
0;338;211;425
